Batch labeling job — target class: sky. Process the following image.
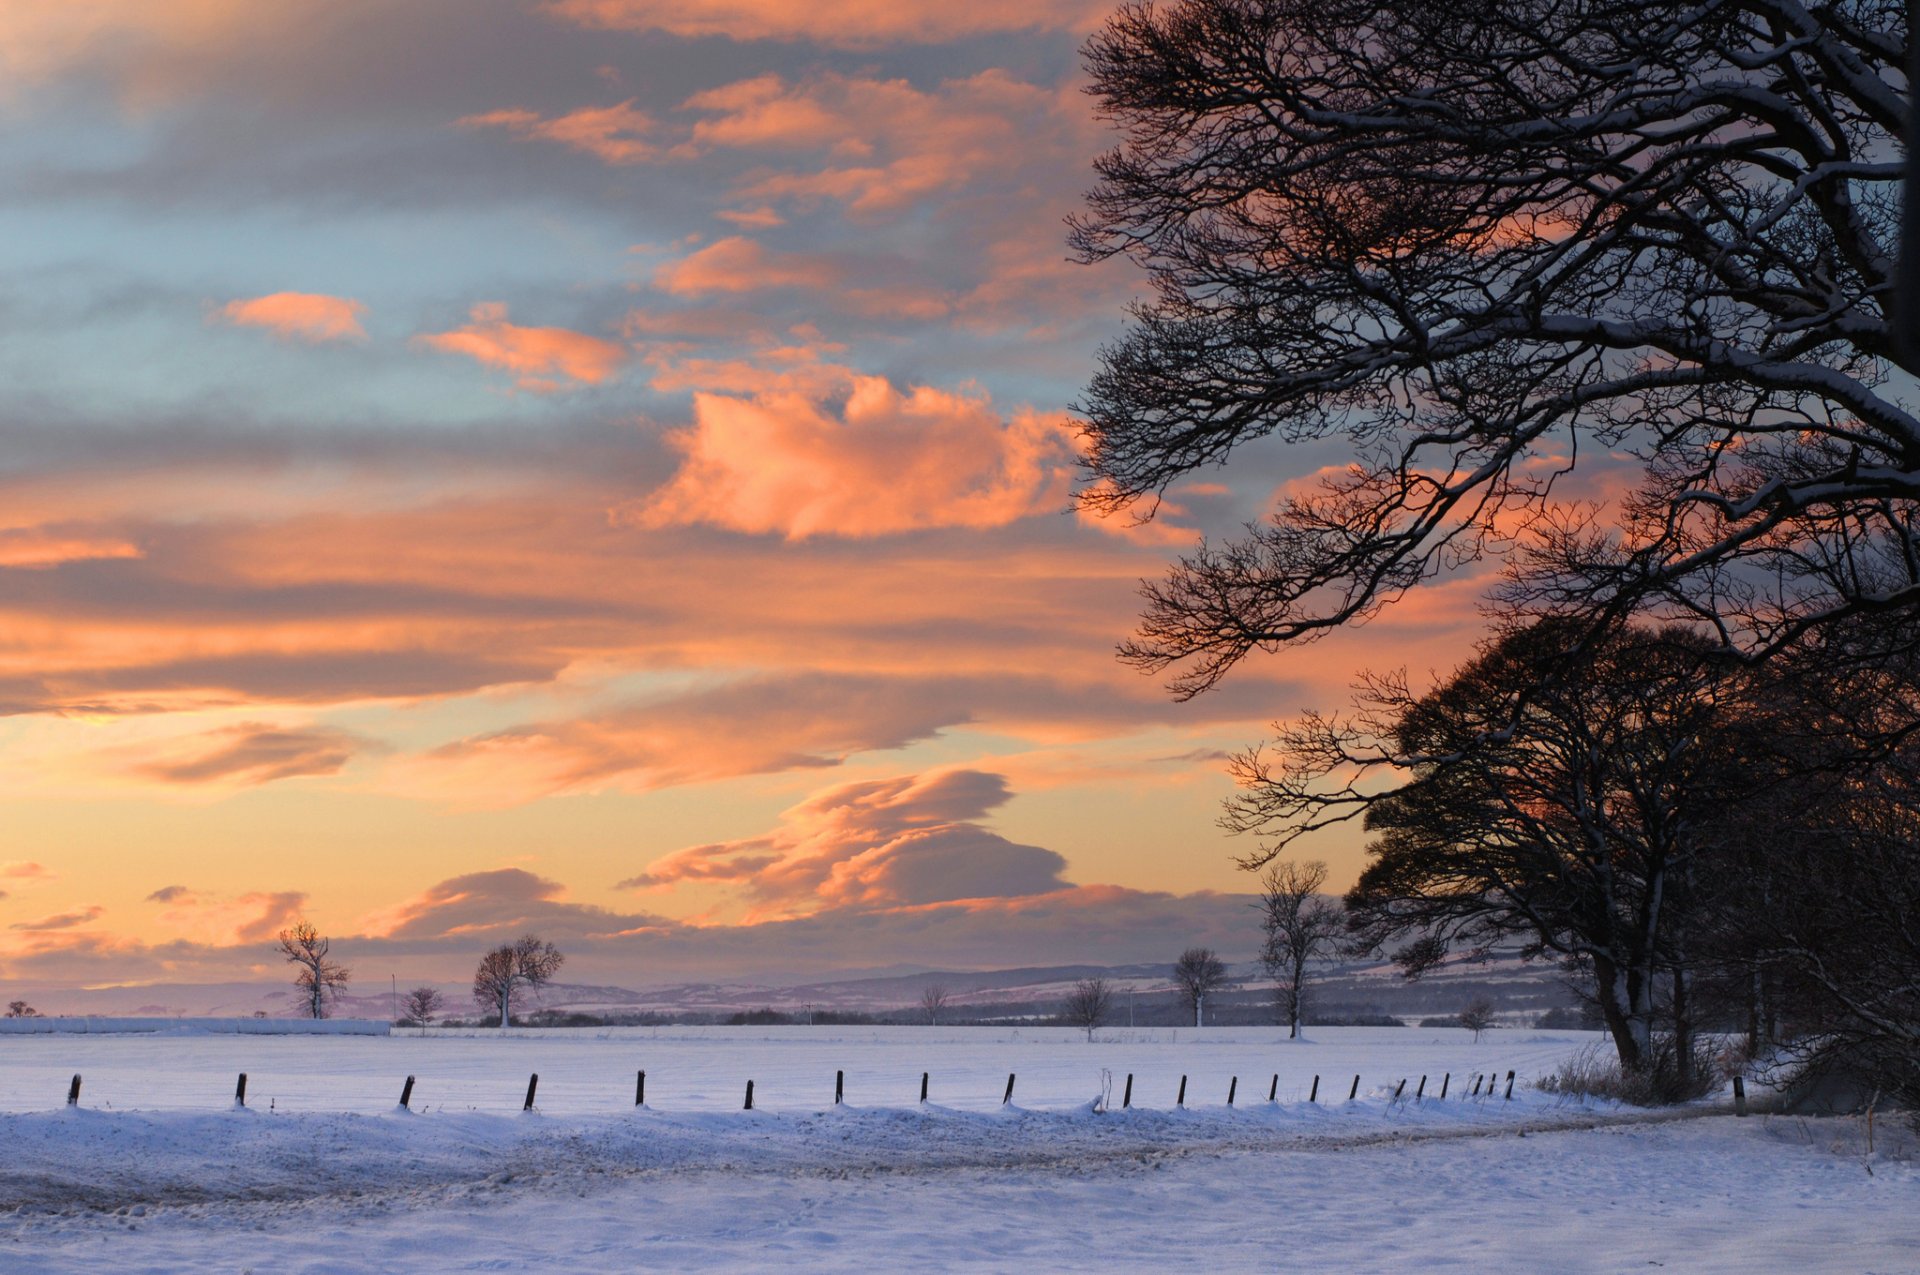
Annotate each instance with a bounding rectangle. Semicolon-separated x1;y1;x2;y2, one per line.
0;0;1488;996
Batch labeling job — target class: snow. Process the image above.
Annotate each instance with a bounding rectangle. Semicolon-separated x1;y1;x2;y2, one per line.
1;1027;1910;1271
0;1024;1586;1114
0;1017;391;1036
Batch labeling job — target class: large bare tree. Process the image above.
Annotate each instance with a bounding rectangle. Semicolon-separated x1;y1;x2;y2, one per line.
1256;860;1344;1038
277;921;350;1020
1074;0;1917;691
473;934;564;1029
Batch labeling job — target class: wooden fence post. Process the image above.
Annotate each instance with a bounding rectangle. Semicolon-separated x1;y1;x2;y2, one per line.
1348;1074;1359;1101
1227;1076;1237;1106
636;1070;646;1106
1177;1074;1187;1107
523;1073;538;1111
1122;1073;1133;1109
66;1075;81;1107
1309;1074;1319;1103
744;1079;755;1110
1440;1073;1449;1099
235;1073;247;1108
1002;1073;1016;1105
1472;1074;1483;1097
1393;1078;1406;1101
1504;1070;1515;1101
835;1069;844;1105
1416;1075;1426;1100
399;1075;415;1110
1268;1074;1278;1103
1733;1075;1747;1116
919;1072;929;1103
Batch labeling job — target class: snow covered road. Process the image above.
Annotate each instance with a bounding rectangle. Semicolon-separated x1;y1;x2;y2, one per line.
1;1114;1909;1273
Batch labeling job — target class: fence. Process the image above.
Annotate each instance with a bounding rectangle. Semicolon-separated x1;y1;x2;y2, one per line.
47;1064;1547;1114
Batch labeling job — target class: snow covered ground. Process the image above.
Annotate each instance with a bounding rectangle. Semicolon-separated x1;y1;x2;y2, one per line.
0;1024;1596;1115
2;1027;1912;1271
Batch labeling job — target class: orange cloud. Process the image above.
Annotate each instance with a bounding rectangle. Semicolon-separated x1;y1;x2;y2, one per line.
218;292;368;343
632;371;1079;538
459;100;657;164
542;0;1107;46
416;302;628;390
2;862;55;882
0;528;142;569
696;71;1073;217
149;888;308;945
620;768;1070;921
127;722;367;787
652;237;840;296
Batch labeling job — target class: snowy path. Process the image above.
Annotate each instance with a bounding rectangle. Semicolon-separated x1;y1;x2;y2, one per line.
1;1115;1910;1273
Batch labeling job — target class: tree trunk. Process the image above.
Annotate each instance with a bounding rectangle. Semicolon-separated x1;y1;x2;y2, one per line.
500;986;511;1029
1671;964;1693;1090
1592;955;1647;1071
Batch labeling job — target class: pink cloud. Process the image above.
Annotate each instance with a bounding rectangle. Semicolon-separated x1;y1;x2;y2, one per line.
652;237;840;296
0;527;143;569
631;371;1079;538
713;206;785;229
150;888;308;945
217;292;367;343
541;0;1108;46
416;302;628;390
2;862;55;882
459;100;657;164
128;722;368;787
620;768;1070;920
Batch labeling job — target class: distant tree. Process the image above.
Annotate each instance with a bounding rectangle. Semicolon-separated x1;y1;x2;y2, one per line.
5;1000;38;1018
401;985;444;1032
1172;947;1230;1027
472;934;564;1029
1256;859;1344;1039
920;983;952;1026
1459;998;1497;1043
277;921;350;1020
1062;977;1114;1042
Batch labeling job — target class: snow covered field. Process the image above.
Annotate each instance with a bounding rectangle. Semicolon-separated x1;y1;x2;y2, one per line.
0;1024;1598;1115
2;1027;1912;1272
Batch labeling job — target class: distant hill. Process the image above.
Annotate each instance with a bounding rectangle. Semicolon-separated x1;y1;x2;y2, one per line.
7;951;1582;1026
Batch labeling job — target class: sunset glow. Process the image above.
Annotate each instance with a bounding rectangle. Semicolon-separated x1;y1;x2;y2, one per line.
0;0;1488;996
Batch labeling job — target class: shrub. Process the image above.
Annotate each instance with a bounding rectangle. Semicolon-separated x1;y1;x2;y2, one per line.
1538;1037;1723;1106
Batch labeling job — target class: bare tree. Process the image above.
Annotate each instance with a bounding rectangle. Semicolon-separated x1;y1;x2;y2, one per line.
1074;0;1917;693
5;1000;38;1018
1171;947;1230;1027
1062;977;1114;1042
1257;860;1344;1039
919;983;952;1026
472;934;564;1029
1459;998;1497;1043
277;921;350;1020
401;985;444;1032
